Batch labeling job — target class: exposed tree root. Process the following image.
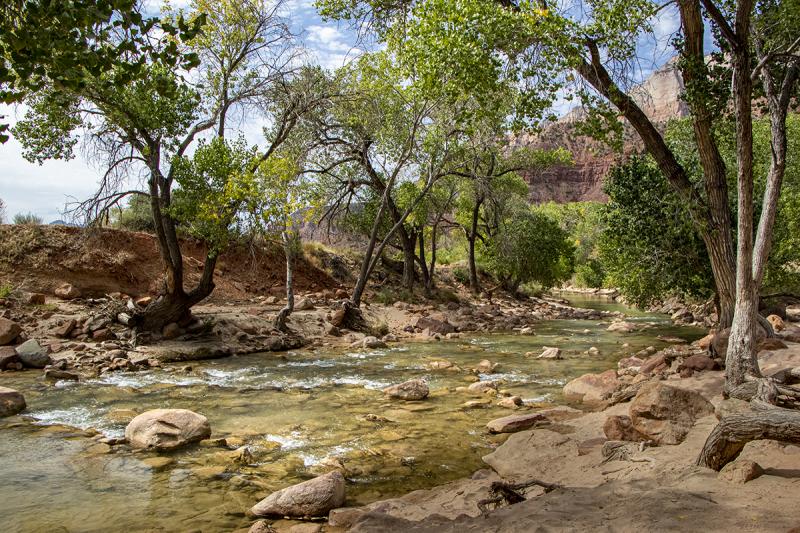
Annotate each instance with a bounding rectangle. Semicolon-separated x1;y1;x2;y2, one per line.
477;479;561;515
340;301;372;332
698;376;800;470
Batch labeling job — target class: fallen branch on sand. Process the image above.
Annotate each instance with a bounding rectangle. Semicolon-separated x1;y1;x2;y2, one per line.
477;479;562;515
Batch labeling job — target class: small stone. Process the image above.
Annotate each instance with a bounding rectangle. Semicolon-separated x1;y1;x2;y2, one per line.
0;318;22;346
383;379;429;400
0;386;26;417
26;293;46;305
54;283;81;300
538;347;562;359
53;319;77;338
766;314;785;332
462;399;492;409
719;459;764;484
497;396;523;408
135;296;152;307
467;380;498;394
44;369;80;381
142;456;175;471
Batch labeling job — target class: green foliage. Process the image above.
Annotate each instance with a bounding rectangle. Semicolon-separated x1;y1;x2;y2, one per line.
113;195;155;233
0;283;13;298
452;265;470;285
574;259;607;289
599;157;715;307
480;208;575;290
0;0;205;142
170;137;259;253
12;212;43;225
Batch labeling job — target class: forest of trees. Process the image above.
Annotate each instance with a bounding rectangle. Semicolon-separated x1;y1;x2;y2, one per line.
3;0;800;464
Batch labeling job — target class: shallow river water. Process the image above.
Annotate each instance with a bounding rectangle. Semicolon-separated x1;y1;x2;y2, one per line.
0;296;702;532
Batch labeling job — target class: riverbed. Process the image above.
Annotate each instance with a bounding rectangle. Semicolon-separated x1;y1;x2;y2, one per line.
0;296;703;532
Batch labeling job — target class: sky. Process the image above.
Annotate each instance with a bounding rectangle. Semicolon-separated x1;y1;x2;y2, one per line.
0;0;682;223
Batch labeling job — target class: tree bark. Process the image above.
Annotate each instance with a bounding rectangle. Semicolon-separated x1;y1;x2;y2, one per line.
697;409;800;470
274;232;296;332
467;196;483;293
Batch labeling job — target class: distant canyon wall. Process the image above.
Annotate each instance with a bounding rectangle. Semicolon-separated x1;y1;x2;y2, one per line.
518;56;688;204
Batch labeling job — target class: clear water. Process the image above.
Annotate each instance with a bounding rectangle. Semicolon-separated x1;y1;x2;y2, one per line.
0;296;702;532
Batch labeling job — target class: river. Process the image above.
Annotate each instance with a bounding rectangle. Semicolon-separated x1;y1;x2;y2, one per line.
0;296;703;532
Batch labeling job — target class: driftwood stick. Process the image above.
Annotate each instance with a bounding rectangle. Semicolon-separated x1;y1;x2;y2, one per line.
477;479;562;515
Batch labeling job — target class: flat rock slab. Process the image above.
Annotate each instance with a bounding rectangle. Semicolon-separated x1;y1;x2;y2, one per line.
486;413;547;433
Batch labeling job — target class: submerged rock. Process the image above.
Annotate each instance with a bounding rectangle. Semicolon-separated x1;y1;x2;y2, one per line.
125;408;211;450
250;471;345;518
629;382;714;445
607;320;638;333
15;339;51;368
383;379;429;400
0;386;26;417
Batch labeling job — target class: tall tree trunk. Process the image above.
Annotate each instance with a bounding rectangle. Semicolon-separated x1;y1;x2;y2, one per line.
725;7;759;389
427;222;439;293
399;227;416;292
416;230;432;297
467;197;483;293
274;232;296;332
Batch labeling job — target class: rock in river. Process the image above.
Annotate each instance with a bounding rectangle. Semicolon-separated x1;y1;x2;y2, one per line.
125;409;211;450
562;369;619;405
383;379;429;400
15;339;52;368
0;386;26;417
250;471;346;518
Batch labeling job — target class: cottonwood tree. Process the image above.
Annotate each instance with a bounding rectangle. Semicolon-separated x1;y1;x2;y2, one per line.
12;0;301;331
310;53;467;326
319;0;800;467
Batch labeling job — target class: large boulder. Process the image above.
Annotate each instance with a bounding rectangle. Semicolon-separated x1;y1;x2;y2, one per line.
15;339;51;368
125;409;211;450
486;413;546;434
679;354;720;372
562;369;620;404
0;318;22;345
250;471;345;518
414;315;455;335
0;386;26;417
629;382;714;445
383;379;429;400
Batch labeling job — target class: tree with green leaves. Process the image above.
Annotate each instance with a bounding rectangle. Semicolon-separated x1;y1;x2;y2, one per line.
318;0;800;463
480;207;575;293
11;0;302;332
0;0;205;142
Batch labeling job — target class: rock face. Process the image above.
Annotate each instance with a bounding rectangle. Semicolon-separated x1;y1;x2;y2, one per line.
0;318;22;345
383;379;429;400
562;369;619;404
486;413;546;433
250;471;346;518
125;409;211;450
515;57;688;203
15;339;51;368
628;382;714;445
0;386;26;417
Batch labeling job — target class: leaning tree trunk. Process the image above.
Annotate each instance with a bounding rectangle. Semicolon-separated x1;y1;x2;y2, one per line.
135;170;218;332
400;227;416;292
274;232;296;332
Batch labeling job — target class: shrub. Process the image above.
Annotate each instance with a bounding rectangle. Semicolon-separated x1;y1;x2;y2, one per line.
13;212;42;225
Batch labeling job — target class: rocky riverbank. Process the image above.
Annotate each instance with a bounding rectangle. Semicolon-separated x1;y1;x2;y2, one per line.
316;324;800;533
